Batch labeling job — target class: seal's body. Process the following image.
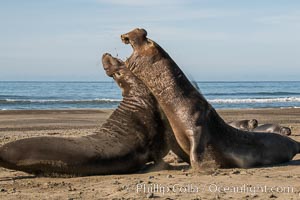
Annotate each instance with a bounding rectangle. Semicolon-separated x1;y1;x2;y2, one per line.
121;28;300;169
228;119;258;131
254;124;291;136
0;54;188;176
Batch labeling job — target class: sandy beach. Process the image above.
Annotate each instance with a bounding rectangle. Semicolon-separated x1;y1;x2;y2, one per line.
0;108;300;200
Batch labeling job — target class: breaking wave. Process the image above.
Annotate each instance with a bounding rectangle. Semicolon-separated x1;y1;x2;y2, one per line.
0;98;122;104
205;92;300;96
209;97;300;104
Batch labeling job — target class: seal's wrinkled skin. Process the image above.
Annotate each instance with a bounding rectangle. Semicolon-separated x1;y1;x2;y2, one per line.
0;54;187;176
228;119;258;131
121;28;300;169
102;53;189;163
254;124;292;136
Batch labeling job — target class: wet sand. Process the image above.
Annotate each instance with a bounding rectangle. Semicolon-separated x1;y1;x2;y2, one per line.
0;108;300;200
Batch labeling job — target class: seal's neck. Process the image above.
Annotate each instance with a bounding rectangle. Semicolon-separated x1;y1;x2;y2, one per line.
127;45;209;118
94;91;157;138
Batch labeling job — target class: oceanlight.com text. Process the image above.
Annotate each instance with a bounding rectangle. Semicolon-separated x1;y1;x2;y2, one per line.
136;183;295;196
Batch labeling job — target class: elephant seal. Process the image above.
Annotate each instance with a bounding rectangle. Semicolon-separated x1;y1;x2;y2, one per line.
102;53;189;163
254;124;292;136
228;119;258;131
121;28;300;169
0;54;187;176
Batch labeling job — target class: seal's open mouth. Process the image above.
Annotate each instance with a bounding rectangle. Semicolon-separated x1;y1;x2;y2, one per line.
121;35;130;44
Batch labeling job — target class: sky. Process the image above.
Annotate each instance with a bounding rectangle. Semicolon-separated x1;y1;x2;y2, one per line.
0;0;299;81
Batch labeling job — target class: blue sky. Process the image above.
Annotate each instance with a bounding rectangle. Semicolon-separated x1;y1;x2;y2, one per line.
0;0;299;81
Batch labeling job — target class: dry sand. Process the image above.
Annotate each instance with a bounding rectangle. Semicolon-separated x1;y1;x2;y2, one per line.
0;108;300;200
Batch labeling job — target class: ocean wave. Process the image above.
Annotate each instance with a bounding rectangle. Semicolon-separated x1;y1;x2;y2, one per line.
205;92;300;96
1;97;300;105
0;98;122;104
209;97;300;104
0;95;27;98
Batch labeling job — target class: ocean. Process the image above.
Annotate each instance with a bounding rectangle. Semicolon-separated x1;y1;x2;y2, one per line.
0;81;300;110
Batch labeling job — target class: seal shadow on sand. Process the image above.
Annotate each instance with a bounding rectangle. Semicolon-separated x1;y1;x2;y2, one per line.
0;174;36;182
140;161;190;173
275;159;300;166
1;159;299;181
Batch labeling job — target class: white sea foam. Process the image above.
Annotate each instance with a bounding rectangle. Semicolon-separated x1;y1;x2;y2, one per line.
0;98;122;103
208;97;300;104
1;97;300;104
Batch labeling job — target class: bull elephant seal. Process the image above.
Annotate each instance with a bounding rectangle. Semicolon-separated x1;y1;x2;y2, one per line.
121;28;300;169
102;53;189;163
0;54;187;176
254;124;292;136
228;119;258;131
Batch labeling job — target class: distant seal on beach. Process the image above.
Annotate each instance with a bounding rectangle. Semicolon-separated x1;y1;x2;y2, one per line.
0;54;187;176
121;28;300;169
253;124;292;136
228;119;258;131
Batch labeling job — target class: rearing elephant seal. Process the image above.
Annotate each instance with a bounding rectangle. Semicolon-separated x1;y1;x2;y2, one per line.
121;28;300;169
0;54;187;176
253;124;292;136
102;53;189;163
228;119;258;131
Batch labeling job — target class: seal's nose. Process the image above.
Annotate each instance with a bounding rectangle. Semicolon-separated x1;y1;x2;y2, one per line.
102;53;111;60
102;54;122;77
121;34;130;44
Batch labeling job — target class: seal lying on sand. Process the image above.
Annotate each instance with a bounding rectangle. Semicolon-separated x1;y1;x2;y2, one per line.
228;119;258;131
0;54;187;176
254;124;292;136
121;28;300;169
